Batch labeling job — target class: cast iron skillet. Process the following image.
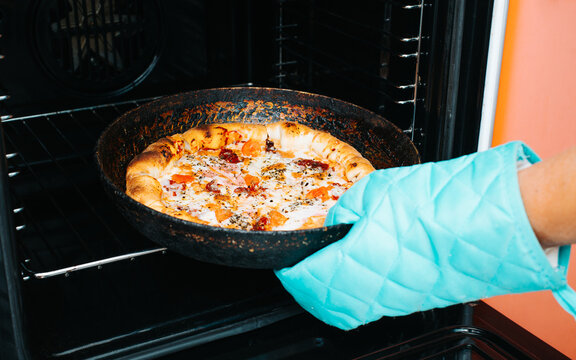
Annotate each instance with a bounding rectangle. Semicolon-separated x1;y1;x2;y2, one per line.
96;87;420;269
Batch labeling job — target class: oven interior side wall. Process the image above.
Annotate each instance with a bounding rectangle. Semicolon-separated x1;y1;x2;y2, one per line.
0;131;29;360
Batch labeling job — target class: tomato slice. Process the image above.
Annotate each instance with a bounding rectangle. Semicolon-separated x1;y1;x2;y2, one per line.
269;210;288;227
243;174;260;187
170;174;195;183
241;139;264;157
305;186;333;202
215;208;233;222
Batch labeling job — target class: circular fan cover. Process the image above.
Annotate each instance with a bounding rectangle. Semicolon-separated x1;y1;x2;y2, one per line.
33;0;163;96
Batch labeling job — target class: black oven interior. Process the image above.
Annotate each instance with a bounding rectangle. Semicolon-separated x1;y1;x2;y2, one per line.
0;1;569;359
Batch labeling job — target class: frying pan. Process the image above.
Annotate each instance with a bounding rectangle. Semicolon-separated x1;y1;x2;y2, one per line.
95;87;420;269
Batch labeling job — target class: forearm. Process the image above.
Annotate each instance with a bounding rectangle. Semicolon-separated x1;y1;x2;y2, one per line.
518;146;576;249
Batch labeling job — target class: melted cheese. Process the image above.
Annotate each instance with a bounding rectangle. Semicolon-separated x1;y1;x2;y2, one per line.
158;141;352;230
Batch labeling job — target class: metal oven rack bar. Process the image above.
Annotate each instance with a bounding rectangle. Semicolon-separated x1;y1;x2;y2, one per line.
1;99;167;280
275;0;428;142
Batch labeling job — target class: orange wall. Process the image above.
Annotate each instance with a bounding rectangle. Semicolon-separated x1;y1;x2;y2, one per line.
487;0;576;358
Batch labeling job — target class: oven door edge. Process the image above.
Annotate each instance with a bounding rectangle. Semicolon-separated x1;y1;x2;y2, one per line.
477;0;509;152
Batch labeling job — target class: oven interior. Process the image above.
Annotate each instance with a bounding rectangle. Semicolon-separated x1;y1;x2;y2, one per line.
0;0;569;359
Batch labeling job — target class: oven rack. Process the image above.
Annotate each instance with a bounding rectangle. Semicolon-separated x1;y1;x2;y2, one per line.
275;0;428;137
1;98;168;280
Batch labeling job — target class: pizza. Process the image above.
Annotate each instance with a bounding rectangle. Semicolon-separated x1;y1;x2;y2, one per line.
125;121;374;231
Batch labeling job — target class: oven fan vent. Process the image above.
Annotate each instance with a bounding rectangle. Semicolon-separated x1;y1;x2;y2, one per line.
33;0;162;96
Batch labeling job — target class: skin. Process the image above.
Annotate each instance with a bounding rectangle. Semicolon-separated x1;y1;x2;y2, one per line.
518;146;576;249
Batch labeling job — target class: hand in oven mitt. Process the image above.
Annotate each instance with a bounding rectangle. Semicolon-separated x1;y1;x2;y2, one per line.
275;141;576;330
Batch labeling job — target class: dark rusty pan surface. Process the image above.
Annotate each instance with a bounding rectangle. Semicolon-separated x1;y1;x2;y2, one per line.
95;87;419;269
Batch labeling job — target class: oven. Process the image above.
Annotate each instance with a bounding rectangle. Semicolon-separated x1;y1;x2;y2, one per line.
0;0;569;359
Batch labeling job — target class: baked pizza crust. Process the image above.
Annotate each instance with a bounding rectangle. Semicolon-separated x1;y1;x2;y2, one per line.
266;121;374;182
126;121;374;228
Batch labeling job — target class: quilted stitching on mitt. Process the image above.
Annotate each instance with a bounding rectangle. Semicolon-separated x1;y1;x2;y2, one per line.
276;142;574;330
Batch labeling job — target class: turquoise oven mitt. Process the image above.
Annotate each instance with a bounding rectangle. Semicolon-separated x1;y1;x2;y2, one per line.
275;141;576;330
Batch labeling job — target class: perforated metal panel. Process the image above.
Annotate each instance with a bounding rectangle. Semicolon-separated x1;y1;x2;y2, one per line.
32;0;162;95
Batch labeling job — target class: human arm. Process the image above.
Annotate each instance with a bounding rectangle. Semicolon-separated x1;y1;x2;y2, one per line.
275;142;576;330
519;146;576;249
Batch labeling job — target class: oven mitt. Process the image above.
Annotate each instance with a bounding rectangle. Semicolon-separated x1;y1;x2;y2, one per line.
275;141;576;330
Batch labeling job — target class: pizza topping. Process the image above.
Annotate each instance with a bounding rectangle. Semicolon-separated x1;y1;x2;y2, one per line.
170;174;195;183
129;121;375;231
269;210;288;227
253;216;270;231
205;180;223;194
294;158;329;171
265;138;276;152
219;148;241;164
261;163;286;181
234;173;262;196
233;183;262;196
208;166;245;188
241;139;264;157
228;214;251;229
215;208;233;222
234;187;249;194
305;186;332;202
158;147;347;230
243;174;260;187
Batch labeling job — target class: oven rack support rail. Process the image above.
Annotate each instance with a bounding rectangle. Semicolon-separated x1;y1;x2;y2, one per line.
20;247;167;280
1;98;175;281
275;0;428;141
